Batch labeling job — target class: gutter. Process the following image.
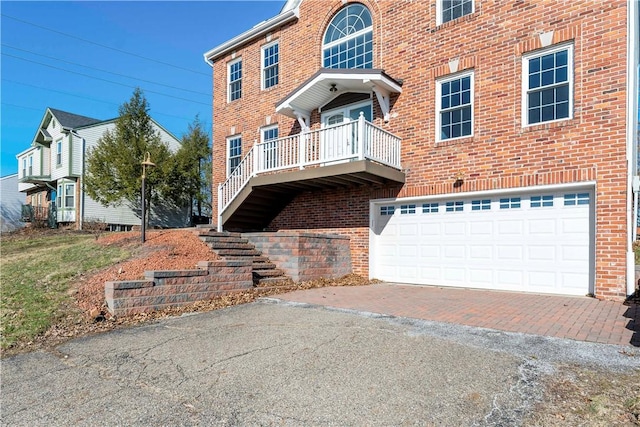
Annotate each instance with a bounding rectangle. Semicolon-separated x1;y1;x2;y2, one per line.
626;0;639;296
203;6;299;66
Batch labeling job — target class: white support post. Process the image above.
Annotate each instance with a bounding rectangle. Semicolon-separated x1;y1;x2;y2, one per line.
299;132;306;170
358;112;365;161
252;140;259;175
217;183;223;232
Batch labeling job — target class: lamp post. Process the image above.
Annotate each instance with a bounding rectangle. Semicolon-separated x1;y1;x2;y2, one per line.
141;152;156;243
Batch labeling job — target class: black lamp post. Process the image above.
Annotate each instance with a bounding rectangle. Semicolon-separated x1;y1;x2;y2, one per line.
141;152;156;243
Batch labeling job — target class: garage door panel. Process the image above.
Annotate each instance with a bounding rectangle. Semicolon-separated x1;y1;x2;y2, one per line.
445;245;466;259
528;218;556;234
444;222;466;235
528;245;556;261
497;245;523;261
371;188;592;296
470;221;493;235
469;269;493;284
497;270;523;286
469;245;492;259
498;220;524;236
444;268;465;282
421;222;441;234
561;245;589;262
528;271;557;288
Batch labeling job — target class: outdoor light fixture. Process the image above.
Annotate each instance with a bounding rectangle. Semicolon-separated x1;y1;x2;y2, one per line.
329;83;338;92
141;152;156;243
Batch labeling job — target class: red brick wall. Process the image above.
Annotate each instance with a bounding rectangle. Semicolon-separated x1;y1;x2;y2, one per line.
210;1;630;298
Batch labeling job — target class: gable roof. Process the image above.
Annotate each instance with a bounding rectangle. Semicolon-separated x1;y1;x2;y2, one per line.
203;0;299;64
48;108;101;129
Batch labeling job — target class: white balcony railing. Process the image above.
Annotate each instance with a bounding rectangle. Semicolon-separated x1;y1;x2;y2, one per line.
218;114;401;230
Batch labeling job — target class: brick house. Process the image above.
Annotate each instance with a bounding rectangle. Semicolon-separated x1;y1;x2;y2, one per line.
204;0;639;300
17;108;189;230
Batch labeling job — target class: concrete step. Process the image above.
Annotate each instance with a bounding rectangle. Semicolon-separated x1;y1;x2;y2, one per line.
216;248;261;257
205;242;254;250
255;276;292;286
200;236;249;244
253;268;285;278
197;230;243;238
253;262;277;270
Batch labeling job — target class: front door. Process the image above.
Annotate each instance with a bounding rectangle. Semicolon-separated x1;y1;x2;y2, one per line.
321;102;372;162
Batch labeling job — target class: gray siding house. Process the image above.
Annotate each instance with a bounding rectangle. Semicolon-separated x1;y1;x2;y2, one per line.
17;108;188;230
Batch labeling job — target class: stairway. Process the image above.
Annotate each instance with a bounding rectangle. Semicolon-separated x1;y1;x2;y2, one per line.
196;228;290;286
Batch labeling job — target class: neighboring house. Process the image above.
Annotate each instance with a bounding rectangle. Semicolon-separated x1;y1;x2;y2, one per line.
0;174;26;233
204;0;640;300
17;108;188;231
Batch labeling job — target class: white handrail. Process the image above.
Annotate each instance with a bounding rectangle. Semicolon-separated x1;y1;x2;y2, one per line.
218;117;401;216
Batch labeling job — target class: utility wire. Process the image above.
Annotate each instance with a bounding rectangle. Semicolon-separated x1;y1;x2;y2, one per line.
2;43;211;98
3;53;211;107
2;14;210;77
2;79;203;123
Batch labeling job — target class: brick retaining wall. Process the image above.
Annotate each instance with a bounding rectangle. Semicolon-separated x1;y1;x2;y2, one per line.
105;260;253;316
244;232;351;282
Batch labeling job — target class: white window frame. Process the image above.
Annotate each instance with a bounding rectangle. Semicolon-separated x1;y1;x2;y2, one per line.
56;139;62;165
227;58;242;102
322;3;373;69
64;183;75;209
261;41;279;90
28;155;33;176
521;43;574;127
226;135;242;177
22;158;27;177
56;184;62;208
437;0;474;26
436;70;474;142
260;125;279;170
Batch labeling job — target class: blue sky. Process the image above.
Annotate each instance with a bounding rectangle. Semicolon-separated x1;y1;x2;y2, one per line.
1;0;284;176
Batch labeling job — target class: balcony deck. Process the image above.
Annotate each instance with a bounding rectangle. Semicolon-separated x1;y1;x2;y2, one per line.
219;117;404;231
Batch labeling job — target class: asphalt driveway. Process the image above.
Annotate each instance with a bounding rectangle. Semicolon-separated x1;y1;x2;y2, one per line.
2;300;638;426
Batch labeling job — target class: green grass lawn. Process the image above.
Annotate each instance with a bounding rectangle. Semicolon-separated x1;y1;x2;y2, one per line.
1;232;130;351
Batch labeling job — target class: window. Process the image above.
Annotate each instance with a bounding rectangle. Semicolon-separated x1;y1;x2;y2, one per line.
380;206;395;216
531;195;554;208
261;126;278;170
446;201;464;212
422;203;439;213
262;42;279;89
56;140;62;165
228;59;242;101
64;183;74;208
564;193;589;206
471;199;491;211
56;184;62;208
439;0;473;24
22;158;26;177
500;197;521;209
227;136;242;176
28;155;33;176
523;44;573;125
437;72;473;141
322;4;373;69
400;204;416;214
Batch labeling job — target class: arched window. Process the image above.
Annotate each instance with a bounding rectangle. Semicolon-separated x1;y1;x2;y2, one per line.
322;3;373;69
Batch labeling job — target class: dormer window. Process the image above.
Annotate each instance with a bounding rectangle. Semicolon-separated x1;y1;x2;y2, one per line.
52;119;56;128
322;4;373;69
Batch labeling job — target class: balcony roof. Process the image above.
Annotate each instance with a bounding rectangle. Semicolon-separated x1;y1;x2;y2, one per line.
275;69;403;119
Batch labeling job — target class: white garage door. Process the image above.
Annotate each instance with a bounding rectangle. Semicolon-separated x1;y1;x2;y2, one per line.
370;189;593;296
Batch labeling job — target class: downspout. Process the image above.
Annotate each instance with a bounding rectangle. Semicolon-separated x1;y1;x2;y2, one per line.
626;0;639;296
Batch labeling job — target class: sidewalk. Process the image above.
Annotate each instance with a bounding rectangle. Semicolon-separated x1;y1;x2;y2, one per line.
274;283;640;347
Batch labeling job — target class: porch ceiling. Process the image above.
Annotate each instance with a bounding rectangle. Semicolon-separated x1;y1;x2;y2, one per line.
275;68;403;119
221;159;405;231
